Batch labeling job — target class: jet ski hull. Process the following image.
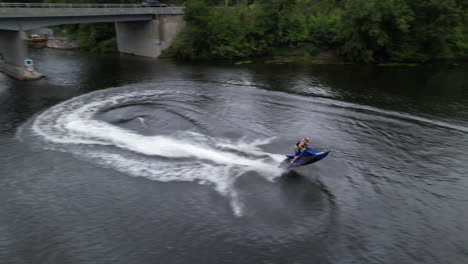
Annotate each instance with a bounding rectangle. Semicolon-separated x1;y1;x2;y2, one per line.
281;149;330;168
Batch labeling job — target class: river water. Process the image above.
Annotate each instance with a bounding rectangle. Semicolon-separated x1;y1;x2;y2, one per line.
1;48;467;264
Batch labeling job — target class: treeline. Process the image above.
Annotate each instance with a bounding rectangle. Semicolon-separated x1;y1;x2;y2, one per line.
21;0;468;62
168;0;468;62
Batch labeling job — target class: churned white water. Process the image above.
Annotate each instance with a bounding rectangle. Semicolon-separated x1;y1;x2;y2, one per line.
22;86;285;216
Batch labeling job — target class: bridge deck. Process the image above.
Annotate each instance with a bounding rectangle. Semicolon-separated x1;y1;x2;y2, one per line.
0;7;185;18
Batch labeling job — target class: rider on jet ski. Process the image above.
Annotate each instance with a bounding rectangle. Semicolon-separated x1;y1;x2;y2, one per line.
291;138;310;163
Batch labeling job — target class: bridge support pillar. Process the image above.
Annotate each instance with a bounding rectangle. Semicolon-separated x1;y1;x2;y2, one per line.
115;14;184;58
0;30;43;80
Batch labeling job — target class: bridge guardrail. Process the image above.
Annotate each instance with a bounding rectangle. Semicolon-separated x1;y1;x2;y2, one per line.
0;3;179;8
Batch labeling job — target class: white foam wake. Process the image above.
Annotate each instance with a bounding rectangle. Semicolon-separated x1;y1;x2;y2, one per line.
21;87;285;216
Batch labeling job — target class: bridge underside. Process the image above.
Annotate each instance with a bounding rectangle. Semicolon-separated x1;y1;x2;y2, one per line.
0;7;184;30
115;15;184;58
0;15;153;31
0;8;185;80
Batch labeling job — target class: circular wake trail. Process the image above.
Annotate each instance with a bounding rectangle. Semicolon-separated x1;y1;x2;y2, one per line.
19;86;285;216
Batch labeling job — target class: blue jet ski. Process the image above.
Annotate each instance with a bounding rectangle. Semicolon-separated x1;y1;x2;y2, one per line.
281;148;330;168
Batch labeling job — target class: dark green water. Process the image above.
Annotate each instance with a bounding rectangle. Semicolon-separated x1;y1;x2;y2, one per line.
1;48;467;264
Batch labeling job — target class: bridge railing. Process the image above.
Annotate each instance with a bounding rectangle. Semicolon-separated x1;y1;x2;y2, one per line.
0;3;178;8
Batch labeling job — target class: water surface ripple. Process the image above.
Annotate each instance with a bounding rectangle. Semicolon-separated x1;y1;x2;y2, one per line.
1;49;468;264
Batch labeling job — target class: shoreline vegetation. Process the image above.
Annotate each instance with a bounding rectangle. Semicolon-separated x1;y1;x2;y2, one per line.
165;0;468;64
43;0;467;64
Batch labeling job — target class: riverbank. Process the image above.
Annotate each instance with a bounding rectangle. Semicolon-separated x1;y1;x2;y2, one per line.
165;0;467;64
213;50;468;67
41;0;467;65
47;36;78;50
0;60;44;80
262;51;345;65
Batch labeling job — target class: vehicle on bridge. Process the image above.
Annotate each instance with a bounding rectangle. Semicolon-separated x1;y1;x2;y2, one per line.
141;0;168;7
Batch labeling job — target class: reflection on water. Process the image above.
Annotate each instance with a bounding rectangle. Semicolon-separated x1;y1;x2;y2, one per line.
1;48;468;264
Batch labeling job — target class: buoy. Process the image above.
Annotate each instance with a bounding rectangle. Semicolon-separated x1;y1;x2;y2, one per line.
24;58;34;67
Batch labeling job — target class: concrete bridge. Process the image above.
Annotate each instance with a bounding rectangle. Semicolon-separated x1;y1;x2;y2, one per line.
0;3;185;80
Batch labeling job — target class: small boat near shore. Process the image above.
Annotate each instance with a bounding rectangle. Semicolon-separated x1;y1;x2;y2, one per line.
27;34;48;44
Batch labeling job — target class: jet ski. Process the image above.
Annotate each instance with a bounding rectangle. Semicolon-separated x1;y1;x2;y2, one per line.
281;148;330;168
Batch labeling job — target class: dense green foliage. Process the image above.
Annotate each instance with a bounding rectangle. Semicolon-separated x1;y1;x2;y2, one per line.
30;0;467;62
167;0;468;62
